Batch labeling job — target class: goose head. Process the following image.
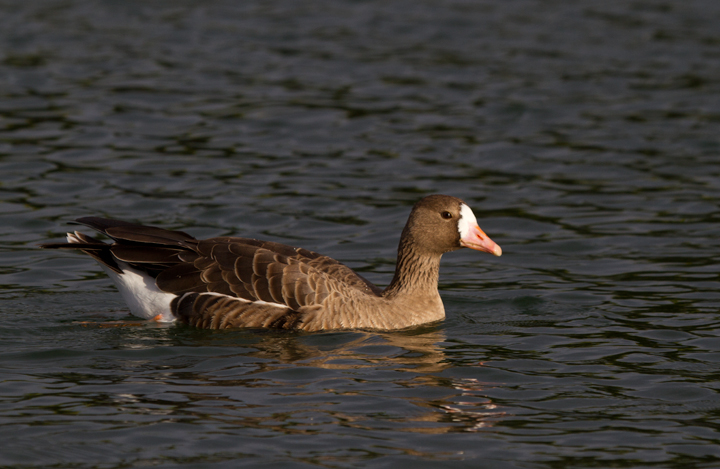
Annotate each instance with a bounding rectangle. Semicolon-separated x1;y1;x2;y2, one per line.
401;194;502;257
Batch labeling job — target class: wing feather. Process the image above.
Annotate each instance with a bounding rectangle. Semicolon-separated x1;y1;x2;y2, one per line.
156;263;206;293
111;245;183;264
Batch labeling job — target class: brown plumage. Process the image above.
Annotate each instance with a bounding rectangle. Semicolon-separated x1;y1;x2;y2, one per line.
40;195;502;331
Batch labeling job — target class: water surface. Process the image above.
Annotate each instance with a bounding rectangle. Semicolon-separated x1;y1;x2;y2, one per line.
1;0;720;467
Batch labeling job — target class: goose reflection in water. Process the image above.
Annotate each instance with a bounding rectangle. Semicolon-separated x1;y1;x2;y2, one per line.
64;325;505;434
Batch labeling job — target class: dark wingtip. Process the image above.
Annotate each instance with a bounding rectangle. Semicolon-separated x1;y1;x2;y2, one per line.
72;217;142;231
70;217;196;244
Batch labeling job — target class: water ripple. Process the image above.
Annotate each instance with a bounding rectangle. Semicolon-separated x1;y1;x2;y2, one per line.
2;0;720;467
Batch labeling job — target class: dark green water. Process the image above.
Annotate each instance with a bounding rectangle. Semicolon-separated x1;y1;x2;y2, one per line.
2;1;720;467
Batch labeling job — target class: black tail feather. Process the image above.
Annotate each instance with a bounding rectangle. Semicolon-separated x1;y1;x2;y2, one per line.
73;217;195;245
40;218;195;274
40;232;122;273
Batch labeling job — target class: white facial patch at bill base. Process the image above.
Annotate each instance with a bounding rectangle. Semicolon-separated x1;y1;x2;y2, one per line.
457;203;479;239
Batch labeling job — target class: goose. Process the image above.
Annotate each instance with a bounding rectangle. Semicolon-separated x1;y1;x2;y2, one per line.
41;195;502;331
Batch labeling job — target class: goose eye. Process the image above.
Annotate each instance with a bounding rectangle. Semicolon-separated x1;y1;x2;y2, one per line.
441;211;453;219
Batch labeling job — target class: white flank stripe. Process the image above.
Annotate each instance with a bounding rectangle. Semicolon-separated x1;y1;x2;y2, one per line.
186;292;287;310
194;292;288;310
253;299;290;309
